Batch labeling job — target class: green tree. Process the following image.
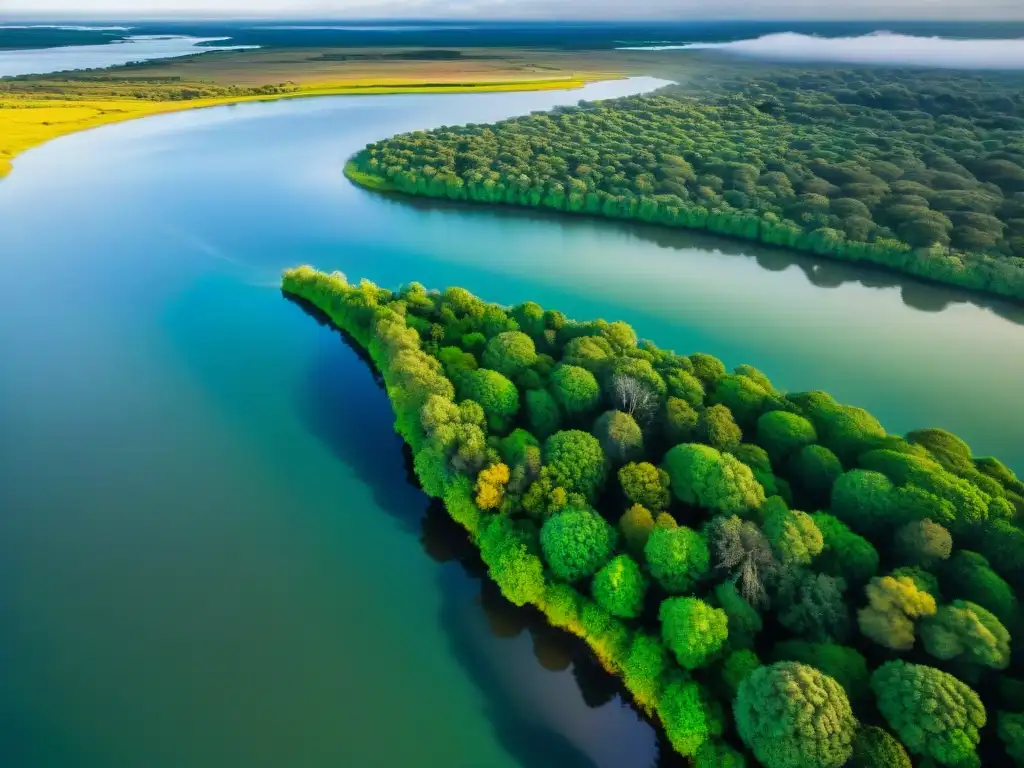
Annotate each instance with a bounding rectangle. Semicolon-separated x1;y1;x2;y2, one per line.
848;726;912;768
757;410;817;464
871;661;986;767
734;661;857;768
664;443;766;515
812;512;879;585
999;712;1024;767
453;367;520;433
775;570;850;643
592;554;648;618
665;396;700;444
721;649;761;695
619;503;655;557
592;410;644;464
618;461;670;511
942;550;1018;628
690;353;728;388
788;444;843;504
660;597;729;669
482;331;537;378
920;600;1011;670
543;429;608;501
895;518;952;567
524;387;561;438
540;506;617;582
764;507;823;567
859;575;937;651
645;524;711;594
715;580;763;649
478;515;545;607
699;404;743;452
769;641;869;704
550;363;602;417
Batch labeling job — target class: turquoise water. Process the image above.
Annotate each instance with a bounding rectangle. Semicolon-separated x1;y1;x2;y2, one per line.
0;77;1022;768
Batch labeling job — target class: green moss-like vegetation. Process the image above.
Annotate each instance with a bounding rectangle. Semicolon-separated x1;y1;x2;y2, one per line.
282;267;1024;764
347;66;1024;303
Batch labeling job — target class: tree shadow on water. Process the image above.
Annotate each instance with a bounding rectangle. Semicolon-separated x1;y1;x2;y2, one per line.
286;294;428;534
383;193;1024;326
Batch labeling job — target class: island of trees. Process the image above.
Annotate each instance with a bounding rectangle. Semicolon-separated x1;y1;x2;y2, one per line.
283;266;1024;767
346;65;1024;303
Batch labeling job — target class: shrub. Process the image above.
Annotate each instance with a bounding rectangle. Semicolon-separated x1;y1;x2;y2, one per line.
540;506;617;582
734;662;856;768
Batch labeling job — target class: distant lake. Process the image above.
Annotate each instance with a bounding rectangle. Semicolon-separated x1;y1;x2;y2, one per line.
0;34;258;78
0;75;1022;768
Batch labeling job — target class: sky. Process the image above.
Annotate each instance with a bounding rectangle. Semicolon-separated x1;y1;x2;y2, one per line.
4;0;1024;21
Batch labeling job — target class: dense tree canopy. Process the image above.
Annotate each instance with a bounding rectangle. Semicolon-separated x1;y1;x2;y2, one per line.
284;268;1024;767
735;661;856;768
350;65;1024;302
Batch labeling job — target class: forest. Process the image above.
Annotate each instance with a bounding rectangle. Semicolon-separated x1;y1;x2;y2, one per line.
283;265;1024;767
347;65;1024;303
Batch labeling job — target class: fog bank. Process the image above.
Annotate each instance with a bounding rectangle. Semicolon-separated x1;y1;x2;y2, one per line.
619;31;1024;69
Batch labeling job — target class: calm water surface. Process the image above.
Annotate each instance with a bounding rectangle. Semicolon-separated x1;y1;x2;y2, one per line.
0;76;1022;768
0;35;258;78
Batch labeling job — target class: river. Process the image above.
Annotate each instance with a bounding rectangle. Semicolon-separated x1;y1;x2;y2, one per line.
0;35;258;78
0;77;1021;768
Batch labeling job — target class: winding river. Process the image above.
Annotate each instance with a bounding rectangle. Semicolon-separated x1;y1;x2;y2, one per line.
0;76;1022;768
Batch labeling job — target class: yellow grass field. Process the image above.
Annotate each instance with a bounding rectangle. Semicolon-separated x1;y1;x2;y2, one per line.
0;73;608;179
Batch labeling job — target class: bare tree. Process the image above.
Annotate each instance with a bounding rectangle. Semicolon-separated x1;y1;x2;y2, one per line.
612;374;658;425
709;515;778;609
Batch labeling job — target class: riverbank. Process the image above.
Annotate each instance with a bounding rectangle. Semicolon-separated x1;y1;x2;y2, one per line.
343;162;1024;306
0;74;600;179
280;266;1024;767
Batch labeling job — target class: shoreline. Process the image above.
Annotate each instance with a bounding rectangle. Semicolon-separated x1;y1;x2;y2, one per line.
343;163;1024;307
0;74;608;180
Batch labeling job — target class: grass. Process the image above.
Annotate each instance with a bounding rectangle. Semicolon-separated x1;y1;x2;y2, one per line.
343;161;395;191
0;72;602;179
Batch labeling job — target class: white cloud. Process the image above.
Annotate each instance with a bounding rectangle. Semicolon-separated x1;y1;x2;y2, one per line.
4;0;1024;20
621;31;1024;68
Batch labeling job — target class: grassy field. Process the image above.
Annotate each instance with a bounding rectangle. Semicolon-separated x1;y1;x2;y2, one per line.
0;46;654;179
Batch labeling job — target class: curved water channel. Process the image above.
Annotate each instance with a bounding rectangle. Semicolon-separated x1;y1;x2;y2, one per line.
0;76;1022;768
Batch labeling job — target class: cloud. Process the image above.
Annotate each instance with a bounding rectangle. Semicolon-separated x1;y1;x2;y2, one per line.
620;31;1024;68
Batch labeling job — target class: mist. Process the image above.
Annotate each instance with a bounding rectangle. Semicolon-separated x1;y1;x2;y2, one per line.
620;31;1024;69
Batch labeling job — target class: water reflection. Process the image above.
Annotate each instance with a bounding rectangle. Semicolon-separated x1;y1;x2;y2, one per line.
288;294;661;766
377;193;1024;325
